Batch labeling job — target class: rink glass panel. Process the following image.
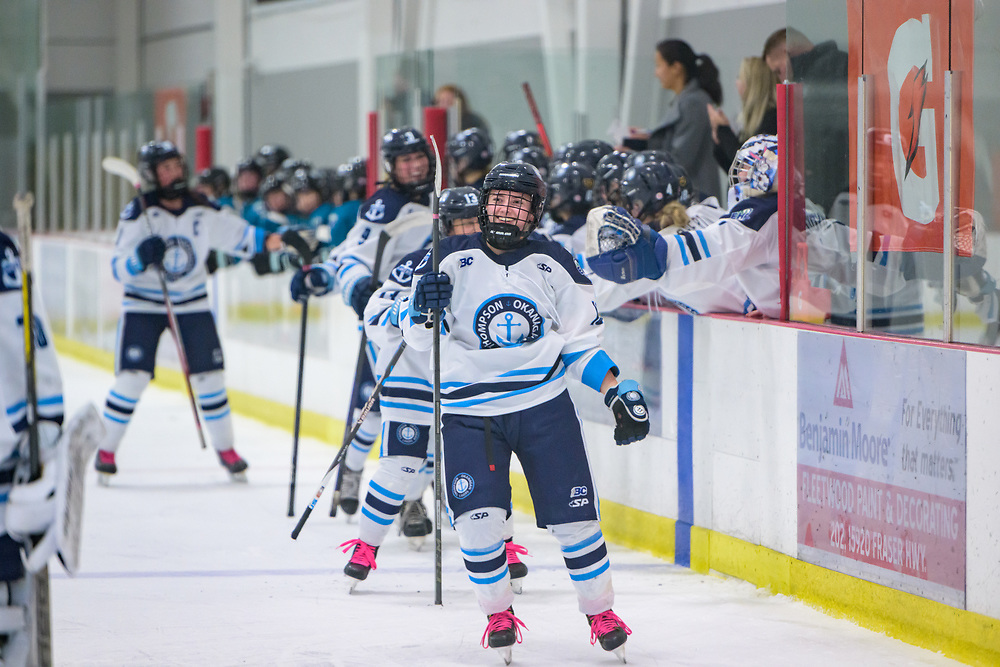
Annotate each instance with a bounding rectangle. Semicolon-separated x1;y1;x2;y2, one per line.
786;0;1000;347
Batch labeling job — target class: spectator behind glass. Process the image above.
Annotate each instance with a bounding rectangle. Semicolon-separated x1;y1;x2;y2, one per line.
645;39;724;201
707;57;779;173
762;28;788;81
434;84;490;133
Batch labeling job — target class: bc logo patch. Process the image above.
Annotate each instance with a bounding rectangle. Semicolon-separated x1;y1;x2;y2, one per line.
395;423;420;446
452;472;475;499
162;236;196;281
474;294;544;349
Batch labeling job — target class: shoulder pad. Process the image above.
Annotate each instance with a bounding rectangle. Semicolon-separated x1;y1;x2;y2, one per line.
726;194;778;231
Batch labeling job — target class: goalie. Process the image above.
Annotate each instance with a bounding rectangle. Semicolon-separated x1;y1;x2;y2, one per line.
587;134;781;318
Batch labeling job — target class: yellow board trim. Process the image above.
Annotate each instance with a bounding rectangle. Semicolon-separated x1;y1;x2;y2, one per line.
57;335;998;665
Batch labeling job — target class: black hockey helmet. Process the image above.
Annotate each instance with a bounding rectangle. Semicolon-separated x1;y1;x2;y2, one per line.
478;161;547;250
625;149;675;169
619;161;682;221
337;156;368;199
256;144;291;175
446;127;494;179
594;150;630;206
290;167;331;201
438;186;480;235
196;167;231;198
561;139;614;169
278;158;312;179
546;161;595;219
234;157;264;199
380;126;434;195
138;140;188;197
260;172;294;213
508;145;550;181
501;129;541;160
666;161;697;207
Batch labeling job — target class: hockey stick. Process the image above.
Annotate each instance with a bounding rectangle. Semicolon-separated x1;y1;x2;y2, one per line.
522;82;554;157
13;192;53;667
330;209;433;516
428;137;445;606
291;339;407;539
101;156;207;450
284;229;317;517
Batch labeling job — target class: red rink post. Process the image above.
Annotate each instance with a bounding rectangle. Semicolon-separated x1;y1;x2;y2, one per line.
366;112;379;198
424;106;448;189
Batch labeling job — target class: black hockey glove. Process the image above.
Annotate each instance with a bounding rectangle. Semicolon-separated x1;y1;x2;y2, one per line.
604;379;649;445
349;276;378;319
411;272;452;324
289;266;332;303
134;235;166;271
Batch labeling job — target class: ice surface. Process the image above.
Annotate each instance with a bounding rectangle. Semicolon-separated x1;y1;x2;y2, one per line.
53;356;959;666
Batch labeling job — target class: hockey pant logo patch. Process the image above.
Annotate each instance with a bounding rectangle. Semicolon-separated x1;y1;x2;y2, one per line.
452;472;475;499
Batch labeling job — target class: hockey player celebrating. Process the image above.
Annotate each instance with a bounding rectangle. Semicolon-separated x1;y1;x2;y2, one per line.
588;134;781;318
95;141;283;481
288;126;435;516
400;162;648;662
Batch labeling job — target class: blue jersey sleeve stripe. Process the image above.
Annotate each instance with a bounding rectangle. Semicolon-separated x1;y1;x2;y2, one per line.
695;229;711;258
561;349;586;368
580;350;617;392
671;234;690;266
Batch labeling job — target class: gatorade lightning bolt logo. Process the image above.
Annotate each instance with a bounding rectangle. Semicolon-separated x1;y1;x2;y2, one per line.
899;62;928;180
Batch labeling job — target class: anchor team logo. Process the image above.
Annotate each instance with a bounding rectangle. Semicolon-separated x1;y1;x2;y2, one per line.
452;472;475;499
474;294;544;349
1;246;21;289
395;423;420;446
391;259;415;285
364;199;386;221
162;236;196;281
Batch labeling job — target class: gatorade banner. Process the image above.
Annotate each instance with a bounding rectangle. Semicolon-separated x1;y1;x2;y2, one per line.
847;0;976;254
796;332;966;607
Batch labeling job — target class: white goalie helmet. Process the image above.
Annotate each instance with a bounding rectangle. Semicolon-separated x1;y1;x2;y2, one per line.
729;134;778;203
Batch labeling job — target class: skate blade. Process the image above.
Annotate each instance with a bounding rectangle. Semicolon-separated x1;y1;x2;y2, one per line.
613;645;626;663
495;646;512;665
97;473;113;487
510;578;523;595
229;471;248;483
407;535;427;551
347;577;361;594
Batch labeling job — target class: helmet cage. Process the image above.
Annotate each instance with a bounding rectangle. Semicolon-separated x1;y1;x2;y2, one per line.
478;162;547;250
138;141;188;197
729;134;778;202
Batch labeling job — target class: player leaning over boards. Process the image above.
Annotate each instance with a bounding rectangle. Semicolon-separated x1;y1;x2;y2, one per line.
400;162;650;664
95;141;282;482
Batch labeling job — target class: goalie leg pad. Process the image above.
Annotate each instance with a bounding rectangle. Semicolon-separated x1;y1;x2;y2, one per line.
587;226;668;284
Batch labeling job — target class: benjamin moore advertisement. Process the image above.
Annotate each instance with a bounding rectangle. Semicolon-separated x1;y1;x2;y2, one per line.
797;332;966;607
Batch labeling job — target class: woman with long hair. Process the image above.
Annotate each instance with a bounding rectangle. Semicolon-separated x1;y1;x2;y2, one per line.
707;56;779;173
645;39;724;199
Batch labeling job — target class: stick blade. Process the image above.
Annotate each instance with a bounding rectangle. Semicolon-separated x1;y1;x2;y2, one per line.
101;156;142;188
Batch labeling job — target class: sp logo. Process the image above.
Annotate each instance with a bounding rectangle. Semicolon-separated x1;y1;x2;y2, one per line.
569;498;590;508
469;512;489;520
537;263;552;273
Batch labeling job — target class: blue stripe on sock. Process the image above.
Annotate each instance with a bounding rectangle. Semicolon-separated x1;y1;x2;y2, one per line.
568;559;610;581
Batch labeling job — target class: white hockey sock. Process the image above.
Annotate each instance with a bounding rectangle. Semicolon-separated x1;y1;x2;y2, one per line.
455;507;514;615
343;411;380;472
357;455;422;547
404;451;435;502
191;371;234;452
100;370;151;453
549;520;614;615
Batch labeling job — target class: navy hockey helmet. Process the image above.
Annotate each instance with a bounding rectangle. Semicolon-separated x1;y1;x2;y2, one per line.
138;140;189;197
478;162;547;250
438;186;480;235
508;145;550;180
256;144;291;175
260;172;294;213
619;162;682;222
278;158;313;178
380;126;434;195
594;150;630;206
337;156;368;198
546;161;596;219
196;167;231;198
625;149;675;169
666;161;697;207
446;127;494;179
501;129;541;160
234;157;264;199
561;139;614;169
290;167;331;201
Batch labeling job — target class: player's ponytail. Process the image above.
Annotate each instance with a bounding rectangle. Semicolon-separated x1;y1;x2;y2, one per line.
656;39;723;105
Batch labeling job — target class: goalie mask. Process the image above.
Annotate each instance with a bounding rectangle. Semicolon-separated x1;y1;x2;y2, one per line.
729;134;778;203
381;126;435;197
479;162;547;250
138;141;189;198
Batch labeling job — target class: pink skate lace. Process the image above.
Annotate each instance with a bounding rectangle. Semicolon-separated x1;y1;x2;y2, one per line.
339;539;378;571
480;609;527;648
98;450;116;465
588;610;632;646
218;449;243;465
505;542;529;565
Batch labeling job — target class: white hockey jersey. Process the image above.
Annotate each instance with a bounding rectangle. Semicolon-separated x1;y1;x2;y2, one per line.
320;187;433;307
401;233;617;417
110;191;268;314
0;231;63;461
363;248;434;425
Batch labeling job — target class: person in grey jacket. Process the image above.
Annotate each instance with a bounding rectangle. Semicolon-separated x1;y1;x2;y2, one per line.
646;39;724;201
